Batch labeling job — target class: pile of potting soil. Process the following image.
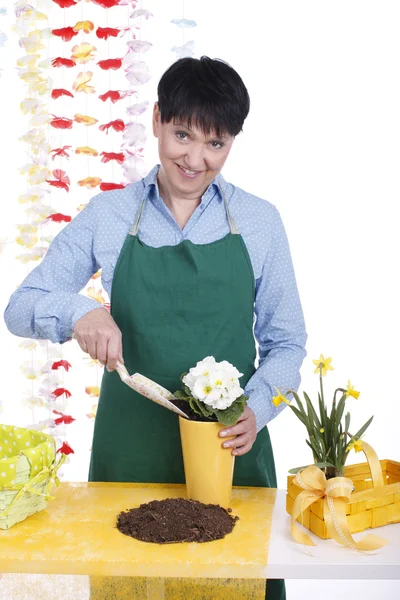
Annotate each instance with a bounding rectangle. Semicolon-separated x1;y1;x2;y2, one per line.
116;497;238;544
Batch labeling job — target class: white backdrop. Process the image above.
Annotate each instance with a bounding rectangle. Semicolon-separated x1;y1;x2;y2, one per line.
0;2;399;598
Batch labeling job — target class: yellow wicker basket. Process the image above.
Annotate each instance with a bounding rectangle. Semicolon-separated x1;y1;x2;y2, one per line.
286;458;400;539
0;424;65;530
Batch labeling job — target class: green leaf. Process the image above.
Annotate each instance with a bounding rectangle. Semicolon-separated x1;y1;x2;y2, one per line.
174;390;189;400
345;412;350;435
288;461;337;474
303;391;322;429
334;394;347;429
318;392;327;429
214;403;243;426
289;390;307;416
351;415;374;440
305;439;320;462
288;404;308;427
183;385;193;396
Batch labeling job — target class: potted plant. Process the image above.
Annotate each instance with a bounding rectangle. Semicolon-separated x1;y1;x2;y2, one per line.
273;354;400;542
174;356;248;508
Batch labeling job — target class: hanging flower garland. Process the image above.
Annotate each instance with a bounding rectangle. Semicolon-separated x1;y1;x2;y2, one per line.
170;1;196;60
38;0;153;455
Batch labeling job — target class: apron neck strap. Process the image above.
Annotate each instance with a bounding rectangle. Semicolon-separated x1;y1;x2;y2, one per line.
130;176;239;236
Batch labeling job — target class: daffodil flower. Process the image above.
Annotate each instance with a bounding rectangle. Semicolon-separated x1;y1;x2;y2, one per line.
313;354;334;376
346;438;363;453
346;380;360;399
272;387;291;408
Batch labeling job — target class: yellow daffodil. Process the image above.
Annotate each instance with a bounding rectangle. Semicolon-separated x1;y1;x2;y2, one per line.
346;438;363;453
320;427;325;433
272;387;291;408
346;380;360;399
313;354;334;376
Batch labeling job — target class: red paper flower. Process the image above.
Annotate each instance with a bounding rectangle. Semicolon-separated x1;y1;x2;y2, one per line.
99;119;125;134
92;0;121;8
52;387;72;399
99;90;123;103
48;213;72;223
96;27;121;40
53;410;75;425
51;88;74;100
50;116;73;129
52;360;72;372
52;57;76;68
50;146;72;160
100;152;125;164
46;170;71;192
57;442;75;456
52;0;77;7
97;58;122;71
100;182;126;191
52;27;79;42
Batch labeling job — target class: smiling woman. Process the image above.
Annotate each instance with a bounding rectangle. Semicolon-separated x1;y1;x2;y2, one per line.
5;55;306;600
152;56;249;226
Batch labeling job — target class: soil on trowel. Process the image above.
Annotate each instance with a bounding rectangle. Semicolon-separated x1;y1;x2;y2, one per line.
170;398;218;422
116;497;238;544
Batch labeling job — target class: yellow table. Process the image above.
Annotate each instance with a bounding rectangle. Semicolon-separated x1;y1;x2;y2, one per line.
0;482;277;599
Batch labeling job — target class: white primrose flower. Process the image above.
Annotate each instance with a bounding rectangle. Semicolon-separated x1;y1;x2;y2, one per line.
182;357;245;412
190;356;217;378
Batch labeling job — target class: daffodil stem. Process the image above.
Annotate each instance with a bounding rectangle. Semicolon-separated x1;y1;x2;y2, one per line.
319;366;324;406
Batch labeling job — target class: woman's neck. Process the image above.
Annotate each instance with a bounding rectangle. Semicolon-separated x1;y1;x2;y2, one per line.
157;172;203;229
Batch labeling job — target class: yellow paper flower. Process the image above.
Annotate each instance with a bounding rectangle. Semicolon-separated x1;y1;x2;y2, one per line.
272;387;291;408
85;386;100;398
346;380;360;399
71;43;96;64
346;438;363;453
313;354;334;376
75;146;98;156
16;233;38;248
74;114;98;126
73;21;95;34
87;286;105;304
78;177;101;188
17;224;38;234
73;71;95;94
16;54;40;68
19;31;45;53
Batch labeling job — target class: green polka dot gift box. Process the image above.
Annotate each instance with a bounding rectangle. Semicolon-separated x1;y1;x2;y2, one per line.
0;424;66;530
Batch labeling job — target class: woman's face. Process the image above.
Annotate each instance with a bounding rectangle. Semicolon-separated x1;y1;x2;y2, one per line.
152;103;235;198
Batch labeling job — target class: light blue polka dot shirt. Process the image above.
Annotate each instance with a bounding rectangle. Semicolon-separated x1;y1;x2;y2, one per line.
4;164;307;431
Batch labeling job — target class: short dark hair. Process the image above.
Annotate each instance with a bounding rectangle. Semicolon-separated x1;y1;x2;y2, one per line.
157;56;250;138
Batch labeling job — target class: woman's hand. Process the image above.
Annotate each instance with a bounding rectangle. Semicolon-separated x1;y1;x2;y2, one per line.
73;308;124;371
219;406;257;456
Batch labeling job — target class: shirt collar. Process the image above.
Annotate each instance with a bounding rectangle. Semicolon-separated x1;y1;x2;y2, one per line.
142;164;226;204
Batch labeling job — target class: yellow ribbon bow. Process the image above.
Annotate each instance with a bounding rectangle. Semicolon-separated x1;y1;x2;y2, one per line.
291;442;392;551
1;453;66;517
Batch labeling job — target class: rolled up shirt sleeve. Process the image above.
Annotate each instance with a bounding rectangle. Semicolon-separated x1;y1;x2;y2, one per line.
4;200;104;344
244;206;307;432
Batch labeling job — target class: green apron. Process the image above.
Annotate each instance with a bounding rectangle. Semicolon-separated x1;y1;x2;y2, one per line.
88;177;285;600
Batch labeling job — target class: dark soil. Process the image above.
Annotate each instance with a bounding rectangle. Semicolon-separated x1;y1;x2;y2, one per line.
170;398;217;422
116;497;238;544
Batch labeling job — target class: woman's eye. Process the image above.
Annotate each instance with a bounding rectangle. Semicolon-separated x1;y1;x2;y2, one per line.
176;131;189;140
210;141;224;149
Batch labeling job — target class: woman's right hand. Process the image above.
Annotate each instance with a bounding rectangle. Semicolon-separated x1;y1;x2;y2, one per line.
73;307;124;371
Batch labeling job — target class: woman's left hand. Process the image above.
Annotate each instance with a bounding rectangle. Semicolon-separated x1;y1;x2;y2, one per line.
219;406;257;456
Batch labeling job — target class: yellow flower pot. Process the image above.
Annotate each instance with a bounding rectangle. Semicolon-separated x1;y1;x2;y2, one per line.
179;416;235;508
